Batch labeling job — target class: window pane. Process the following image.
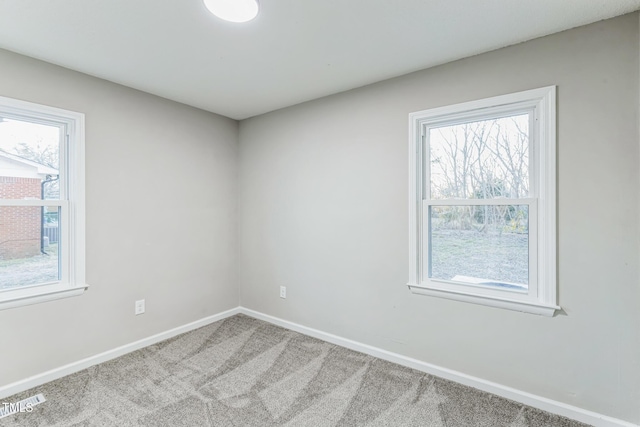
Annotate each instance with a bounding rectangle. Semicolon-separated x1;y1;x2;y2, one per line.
429;205;528;290
429;114;529;200
0;117;60;200
0;206;60;290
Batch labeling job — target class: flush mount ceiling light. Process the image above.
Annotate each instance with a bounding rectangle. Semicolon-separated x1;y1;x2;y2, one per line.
203;0;259;23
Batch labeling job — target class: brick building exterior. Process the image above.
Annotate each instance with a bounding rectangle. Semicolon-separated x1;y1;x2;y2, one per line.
0;152;58;260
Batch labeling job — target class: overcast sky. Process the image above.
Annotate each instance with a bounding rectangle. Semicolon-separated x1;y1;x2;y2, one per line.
0;117;59;155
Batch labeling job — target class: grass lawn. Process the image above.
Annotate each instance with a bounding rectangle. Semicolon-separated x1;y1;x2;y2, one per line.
0;243;59;290
430;229;528;286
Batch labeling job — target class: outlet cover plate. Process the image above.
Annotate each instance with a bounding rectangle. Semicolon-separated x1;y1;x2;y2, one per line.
135;299;145;315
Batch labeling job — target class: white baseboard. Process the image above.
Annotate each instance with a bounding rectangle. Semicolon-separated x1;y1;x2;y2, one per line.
0;307;241;400
1;305;636;427
239;307;638;427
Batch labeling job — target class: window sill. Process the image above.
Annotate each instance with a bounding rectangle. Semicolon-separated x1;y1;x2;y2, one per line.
408;284;560;316
0;283;88;311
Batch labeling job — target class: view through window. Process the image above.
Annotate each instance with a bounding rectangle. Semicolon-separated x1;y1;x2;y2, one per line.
428;114;530;290
0;117;62;290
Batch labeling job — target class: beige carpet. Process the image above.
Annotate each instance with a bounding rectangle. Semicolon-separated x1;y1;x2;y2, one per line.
3;314;590;426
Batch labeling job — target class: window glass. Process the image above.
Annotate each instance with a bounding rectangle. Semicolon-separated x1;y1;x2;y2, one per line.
429;204;529;290
0;117;62;290
0;206;61;290
429;114;529;200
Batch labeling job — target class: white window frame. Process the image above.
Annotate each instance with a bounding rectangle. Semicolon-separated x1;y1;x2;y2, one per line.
408;86;558;316
0;95;87;310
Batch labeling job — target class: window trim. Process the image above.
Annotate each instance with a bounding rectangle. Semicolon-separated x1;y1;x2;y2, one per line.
0;95;87;310
408;86;558;316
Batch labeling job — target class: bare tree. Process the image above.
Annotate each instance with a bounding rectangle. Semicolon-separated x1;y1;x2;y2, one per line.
430;114;529;233
12;141;60;200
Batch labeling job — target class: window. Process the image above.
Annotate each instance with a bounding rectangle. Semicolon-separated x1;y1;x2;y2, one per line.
408;87;558;316
0;95;86;310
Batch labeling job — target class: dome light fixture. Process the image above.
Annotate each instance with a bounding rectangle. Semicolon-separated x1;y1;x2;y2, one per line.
203;0;259;23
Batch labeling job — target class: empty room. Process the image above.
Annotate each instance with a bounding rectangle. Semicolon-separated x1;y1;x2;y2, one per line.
0;1;639;426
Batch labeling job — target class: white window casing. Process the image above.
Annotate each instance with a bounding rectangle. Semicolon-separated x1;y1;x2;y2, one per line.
0;95;87;310
408;86;558;316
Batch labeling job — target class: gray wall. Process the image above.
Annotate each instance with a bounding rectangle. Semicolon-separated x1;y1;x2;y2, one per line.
239;13;640;423
0;49;239;386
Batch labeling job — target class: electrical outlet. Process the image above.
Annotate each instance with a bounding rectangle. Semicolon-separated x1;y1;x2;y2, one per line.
279;286;286;299
135;299;145;315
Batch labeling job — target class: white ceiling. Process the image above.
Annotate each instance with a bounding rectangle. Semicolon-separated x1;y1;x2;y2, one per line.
0;0;638;120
